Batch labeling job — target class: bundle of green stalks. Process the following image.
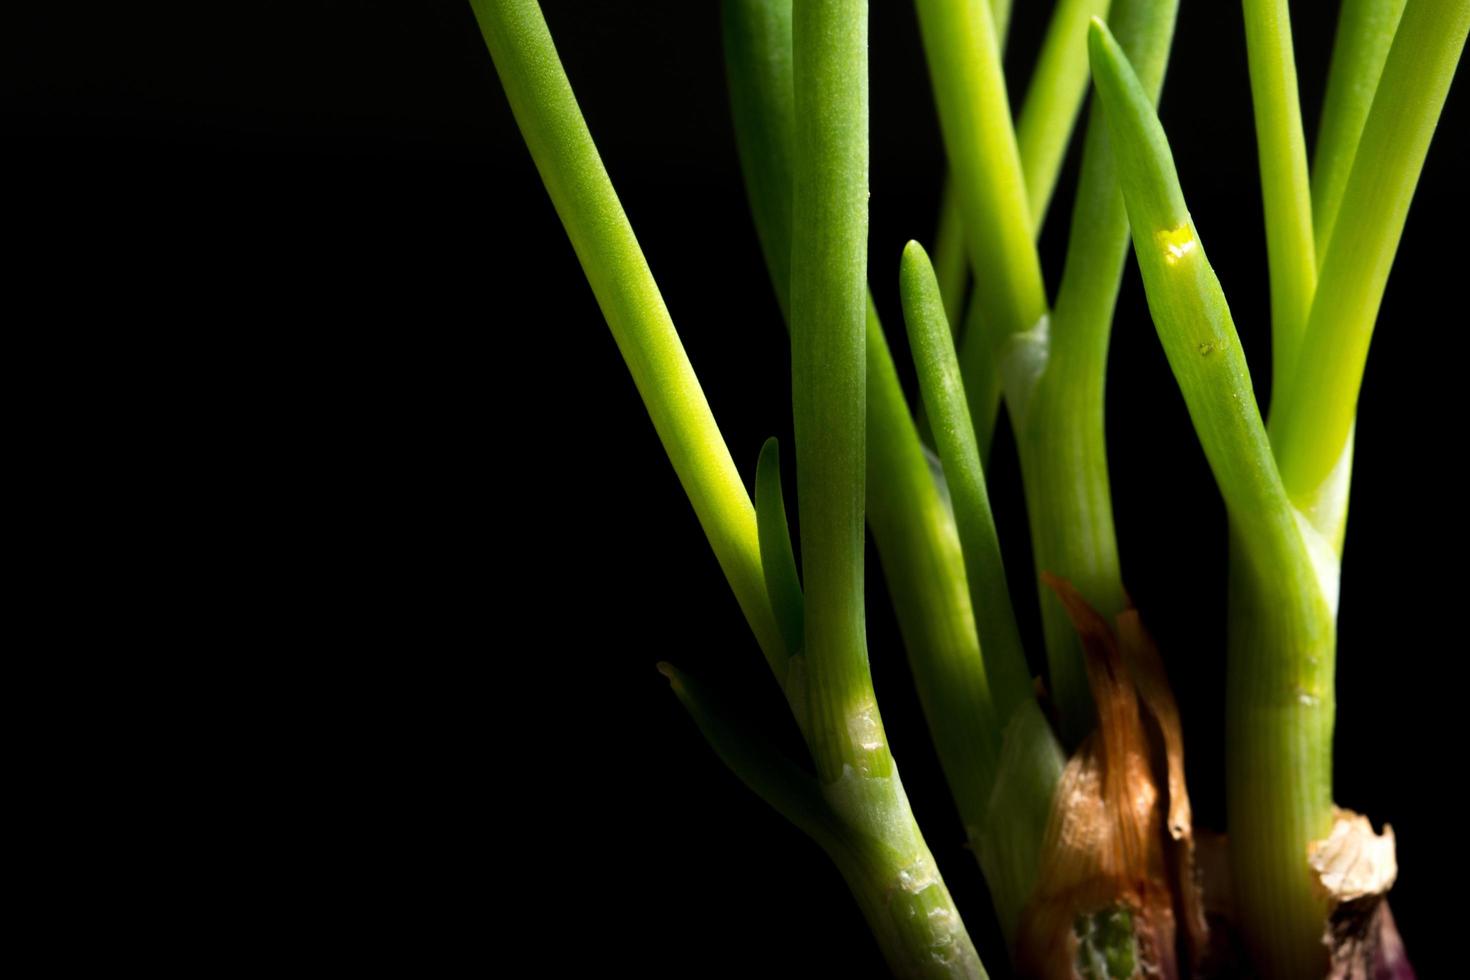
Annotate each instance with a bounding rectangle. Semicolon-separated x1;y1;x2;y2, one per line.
474;0;1464;976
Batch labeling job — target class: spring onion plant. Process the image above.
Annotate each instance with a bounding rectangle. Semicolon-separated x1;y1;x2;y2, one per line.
475;0;1464;975
1091;5;1466;975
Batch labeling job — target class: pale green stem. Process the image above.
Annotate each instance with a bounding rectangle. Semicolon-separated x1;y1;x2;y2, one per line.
485;5;987;972
1089;21;1338;975
1271;0;1469;506
865;301;1006;817
1016;0;1112;228
901;242;1033;728
792;5;987;974
913;0;1049;447
936;0;1120;462
1312;0;1408;264
726;2;1062;952
1242;0;1317;398
725;0;1009;815
1016;0;1178;745
1293;0;1405;546
472;0;785;672
933;178;969;330
928;0;1012;341
661;660;987;979
724;0;796;324
790;0;872;781
1225;536;1338;980
903;245;1066;954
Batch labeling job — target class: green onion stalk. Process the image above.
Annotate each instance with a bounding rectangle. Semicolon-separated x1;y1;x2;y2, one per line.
475;0;985;974
725;0;1061;946
475;0;1466;974
1089;7;1467;974
912;0;1178;749
790;3;985;971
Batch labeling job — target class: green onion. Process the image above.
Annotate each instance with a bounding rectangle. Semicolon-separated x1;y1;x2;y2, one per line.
1089;11;1466;974
478;4;986;974
478;1;1465;973
725;0;1014;857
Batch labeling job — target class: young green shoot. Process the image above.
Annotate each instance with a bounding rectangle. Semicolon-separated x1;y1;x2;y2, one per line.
725;0;1016;830
900;242;1031;733
1016;0;1112;227
928;0;1016;326
1014;0;1179;744
479;3;986;973
1088;20;1323;599
481;0;1464;973
726;3;1063;950
1089;18;1408;975
790;2;985;972
1271;0;1470;517
1312;0;1408;263
1242;0;1317;396
902;243;1060;940
471;0;785;674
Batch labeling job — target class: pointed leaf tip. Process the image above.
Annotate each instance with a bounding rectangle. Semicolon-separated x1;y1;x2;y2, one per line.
1086;14;1189;234
1087;17;1127;93
899;241;935;304
1087;16;1111;67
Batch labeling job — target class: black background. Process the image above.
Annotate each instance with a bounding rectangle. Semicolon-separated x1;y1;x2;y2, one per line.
8;2;1464;974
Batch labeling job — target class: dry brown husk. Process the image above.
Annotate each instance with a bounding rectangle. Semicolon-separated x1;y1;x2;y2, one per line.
1016;575;1206;979
1194;809;1412;977
1312;808;1413;979
1013;579;1412;978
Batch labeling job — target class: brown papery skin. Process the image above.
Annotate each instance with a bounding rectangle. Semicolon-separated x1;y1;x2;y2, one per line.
1015;575;1205;979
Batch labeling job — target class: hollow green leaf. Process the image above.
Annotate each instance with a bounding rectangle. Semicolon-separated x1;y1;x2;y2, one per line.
900;241;1031;729
1016;0;1111;227
1242;0;1317;395
471;0;784;671
1271;0;1470;504
1313;0;1408;263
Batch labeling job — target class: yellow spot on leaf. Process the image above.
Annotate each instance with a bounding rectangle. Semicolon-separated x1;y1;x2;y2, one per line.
1156;224;1197;265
